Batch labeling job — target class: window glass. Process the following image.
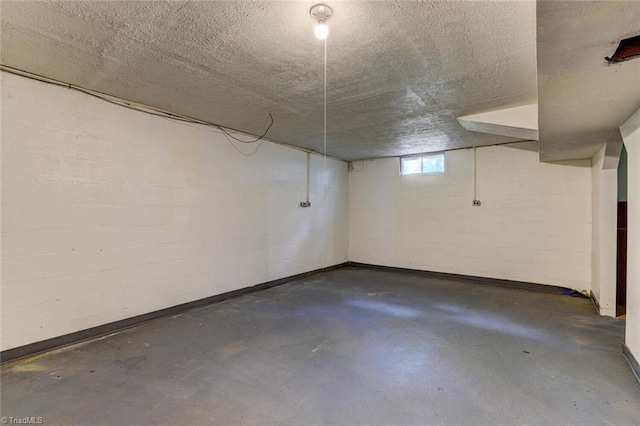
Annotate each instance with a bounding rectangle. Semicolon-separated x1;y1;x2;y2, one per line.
422;154;444;173
401;157;423;175
400;153;445;175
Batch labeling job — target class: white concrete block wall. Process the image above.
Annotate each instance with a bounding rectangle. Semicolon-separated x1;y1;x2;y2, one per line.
1;72;348;351
349;142;592;290
591;146;618;317
620;107;640;360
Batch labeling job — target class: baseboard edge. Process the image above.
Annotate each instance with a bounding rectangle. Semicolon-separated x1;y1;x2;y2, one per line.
622;343;640;385
1;262;348;365
347;262;576;295
590;290;601;314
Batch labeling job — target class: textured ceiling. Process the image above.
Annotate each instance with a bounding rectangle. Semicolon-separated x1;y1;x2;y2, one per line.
3;1;637;163
0;0;538;161
537;0;640;162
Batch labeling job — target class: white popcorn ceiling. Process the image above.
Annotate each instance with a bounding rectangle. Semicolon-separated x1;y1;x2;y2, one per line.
537;0;640;162
1;1;638;161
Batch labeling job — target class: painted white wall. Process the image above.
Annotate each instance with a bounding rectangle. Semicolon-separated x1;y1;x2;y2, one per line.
0;72;348;351
591;145;618;317
620;107;640;359
349;142;592;290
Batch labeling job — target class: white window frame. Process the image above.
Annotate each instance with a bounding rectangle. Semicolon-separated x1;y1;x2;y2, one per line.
399;152;445;175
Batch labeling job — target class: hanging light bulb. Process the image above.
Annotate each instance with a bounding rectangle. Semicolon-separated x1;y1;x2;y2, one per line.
315;21;329;40
310;4;333;40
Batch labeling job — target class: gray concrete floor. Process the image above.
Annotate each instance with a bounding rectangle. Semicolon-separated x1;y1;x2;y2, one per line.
2;267;639;425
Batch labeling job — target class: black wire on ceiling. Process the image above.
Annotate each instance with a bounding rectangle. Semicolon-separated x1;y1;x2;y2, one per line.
0;65;274;145
219;114;274;144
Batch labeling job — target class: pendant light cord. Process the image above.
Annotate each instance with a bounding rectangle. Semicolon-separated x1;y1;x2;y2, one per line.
473;146;477;200
323;37;327;194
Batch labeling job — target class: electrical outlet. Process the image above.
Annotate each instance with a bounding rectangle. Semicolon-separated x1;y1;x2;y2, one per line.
473;200;481;206
299;201;311;208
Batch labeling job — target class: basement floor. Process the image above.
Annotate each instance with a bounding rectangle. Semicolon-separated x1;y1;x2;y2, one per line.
2;267;639;425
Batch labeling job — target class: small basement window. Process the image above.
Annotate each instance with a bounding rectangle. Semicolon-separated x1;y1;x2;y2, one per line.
400;153;445;175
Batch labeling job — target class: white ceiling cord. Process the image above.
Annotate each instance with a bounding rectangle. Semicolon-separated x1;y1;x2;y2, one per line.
323;34;328;202
474;146;477;201
472;146;481;207
310;3;332;203
307;152;311;204
300;4;332;209
310;3;332;266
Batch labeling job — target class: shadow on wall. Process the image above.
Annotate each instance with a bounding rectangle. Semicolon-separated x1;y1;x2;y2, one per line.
505;141;591;168
503;140;539;153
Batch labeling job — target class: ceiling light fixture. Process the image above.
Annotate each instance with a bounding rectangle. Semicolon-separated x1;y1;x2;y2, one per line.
310;3;333;40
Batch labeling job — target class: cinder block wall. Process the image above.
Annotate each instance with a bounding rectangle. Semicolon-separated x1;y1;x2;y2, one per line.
620;107;640;362
349;142;592;291
591;146;618;317
1;72;349;351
